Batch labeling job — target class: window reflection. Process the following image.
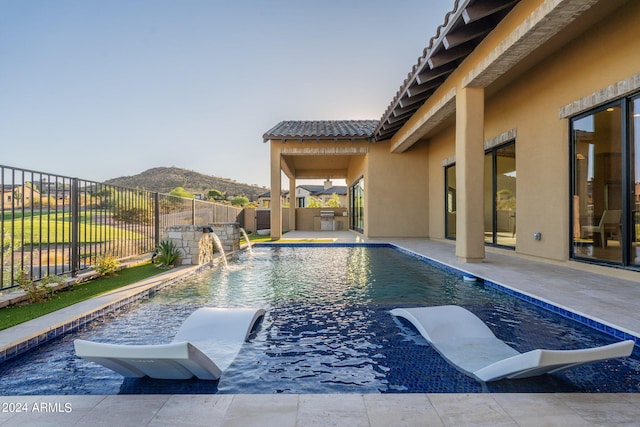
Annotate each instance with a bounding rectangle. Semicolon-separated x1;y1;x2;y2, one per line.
632;98;640;266
484;142;516;247
350;178;364;233
445;165;456;239
572;105;623;263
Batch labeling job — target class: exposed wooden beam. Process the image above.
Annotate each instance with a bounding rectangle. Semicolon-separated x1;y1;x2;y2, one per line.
443;19;493;49
387;109;416;124
462;0;518;24
427;43;474;69
416;62;457;85
407;77;444;98
392;103;421;117
381;120;404;132
398;91;431;109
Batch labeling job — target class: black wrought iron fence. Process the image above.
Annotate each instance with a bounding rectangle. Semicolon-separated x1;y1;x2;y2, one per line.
1;165;243;290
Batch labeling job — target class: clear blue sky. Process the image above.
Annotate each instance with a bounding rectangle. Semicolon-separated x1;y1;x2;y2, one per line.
1;0;455;187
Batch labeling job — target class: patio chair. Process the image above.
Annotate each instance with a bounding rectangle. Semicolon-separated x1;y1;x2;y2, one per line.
74;307;265;380
581;209;622;247
391;305;634;382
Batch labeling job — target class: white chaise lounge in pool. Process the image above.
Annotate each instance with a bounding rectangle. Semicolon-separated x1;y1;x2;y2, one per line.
74;307;265;380
391;305;635;382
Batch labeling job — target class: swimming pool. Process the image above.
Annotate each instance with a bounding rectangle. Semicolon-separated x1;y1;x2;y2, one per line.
1;245;639;395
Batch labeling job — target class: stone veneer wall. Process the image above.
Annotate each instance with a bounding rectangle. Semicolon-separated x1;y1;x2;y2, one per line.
161;223;240;265
209;222;240;253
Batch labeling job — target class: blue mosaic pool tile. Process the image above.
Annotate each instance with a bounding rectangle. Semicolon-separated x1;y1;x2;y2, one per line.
5;345;16;359
37;333;47;344
254;242;390;248
368;244;640;347
480;278;639;346
26;337;37;349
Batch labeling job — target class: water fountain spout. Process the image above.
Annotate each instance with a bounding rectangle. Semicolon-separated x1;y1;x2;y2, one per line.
240;228;253;254
211;233;228;268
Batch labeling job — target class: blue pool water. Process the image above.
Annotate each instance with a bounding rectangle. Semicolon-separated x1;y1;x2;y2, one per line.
1;246;639;395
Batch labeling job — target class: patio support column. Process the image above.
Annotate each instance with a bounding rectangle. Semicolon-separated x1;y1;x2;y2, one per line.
455;86;485;263
289;176;296;231
270;142;282;239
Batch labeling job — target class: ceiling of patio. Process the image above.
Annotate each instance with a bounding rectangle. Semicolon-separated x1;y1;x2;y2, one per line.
281;153;360;179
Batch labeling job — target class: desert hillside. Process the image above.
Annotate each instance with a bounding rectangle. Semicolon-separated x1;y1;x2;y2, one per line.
104;166;267;200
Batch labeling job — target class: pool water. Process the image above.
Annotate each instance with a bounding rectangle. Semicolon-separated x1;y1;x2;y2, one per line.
1;246;639;395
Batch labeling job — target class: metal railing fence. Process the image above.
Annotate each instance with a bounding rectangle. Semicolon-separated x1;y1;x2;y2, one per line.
1;165;242;290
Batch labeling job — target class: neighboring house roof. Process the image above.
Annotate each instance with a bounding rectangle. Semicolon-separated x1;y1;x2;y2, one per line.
373;0;520;141
2;184;37;192
258;190;289;198
298;185;347;196
263;120;378;142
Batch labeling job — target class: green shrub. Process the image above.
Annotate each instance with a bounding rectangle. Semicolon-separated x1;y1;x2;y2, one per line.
95;254;121;277
17;270;64;303
153;240;182;268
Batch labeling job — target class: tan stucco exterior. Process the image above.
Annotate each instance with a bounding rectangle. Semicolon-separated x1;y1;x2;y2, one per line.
395;0;640;267
267;0;639;276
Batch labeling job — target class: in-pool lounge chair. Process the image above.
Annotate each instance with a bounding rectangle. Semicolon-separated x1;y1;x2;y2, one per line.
391;305;635;382
74;307;265;380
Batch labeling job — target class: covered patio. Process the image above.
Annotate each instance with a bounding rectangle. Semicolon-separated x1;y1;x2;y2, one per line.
262;120;377;239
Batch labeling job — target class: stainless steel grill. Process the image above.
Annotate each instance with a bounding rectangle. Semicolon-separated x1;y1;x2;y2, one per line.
319;210;334;231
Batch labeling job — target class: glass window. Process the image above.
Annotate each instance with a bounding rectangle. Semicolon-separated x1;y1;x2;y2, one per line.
350;177;364;233
632;97;640;266
485;142;516;247
484;153;493;244
572;104;623;264
445;164;456;239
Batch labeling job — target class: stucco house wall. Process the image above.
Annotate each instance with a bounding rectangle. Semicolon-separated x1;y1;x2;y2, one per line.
418;0;640;264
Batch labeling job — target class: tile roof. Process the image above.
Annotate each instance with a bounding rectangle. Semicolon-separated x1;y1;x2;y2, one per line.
373;0;520;141
263;1;519;144
263;120;378;142
258;190;289;198
299;185;347;196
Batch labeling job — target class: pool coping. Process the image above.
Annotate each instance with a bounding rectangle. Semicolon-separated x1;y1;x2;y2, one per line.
1;242;637;368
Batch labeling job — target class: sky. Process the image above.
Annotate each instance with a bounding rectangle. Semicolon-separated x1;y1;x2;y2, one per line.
1;0;455;188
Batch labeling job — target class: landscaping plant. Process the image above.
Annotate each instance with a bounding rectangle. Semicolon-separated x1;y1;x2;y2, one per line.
16;270;65;303
153;240;182;268
94;254;121;277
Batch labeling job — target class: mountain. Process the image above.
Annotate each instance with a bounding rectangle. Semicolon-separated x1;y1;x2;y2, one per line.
104;167;267;200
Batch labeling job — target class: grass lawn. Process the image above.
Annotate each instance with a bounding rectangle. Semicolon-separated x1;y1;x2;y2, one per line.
241;232;335;244
0;262;162;331
242;234;273;244
4;210;147;245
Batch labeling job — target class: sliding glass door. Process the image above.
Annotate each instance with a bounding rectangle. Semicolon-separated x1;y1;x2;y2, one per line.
572;104;623;263
632;97;640;266
571;95;639;269
484;142;516;247
445;164;456;239
350;177;364;233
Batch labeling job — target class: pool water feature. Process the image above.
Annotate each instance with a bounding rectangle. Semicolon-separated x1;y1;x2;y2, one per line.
211;232;227;268
1;246;639;395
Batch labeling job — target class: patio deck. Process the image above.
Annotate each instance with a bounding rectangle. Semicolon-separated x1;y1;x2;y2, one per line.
1;231;639;426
